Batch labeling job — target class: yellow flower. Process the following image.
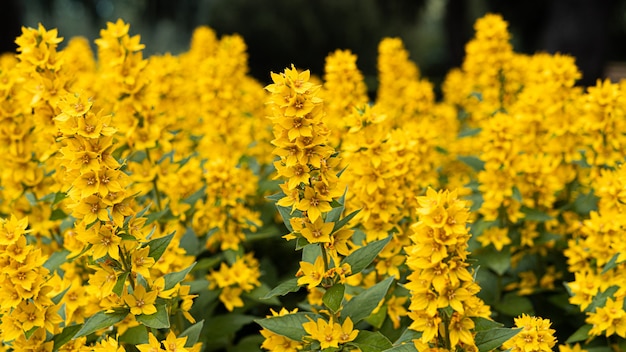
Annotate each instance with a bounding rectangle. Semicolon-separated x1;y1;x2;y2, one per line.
502;314;557;352
163;331;188;352
297;186;333;223
300;217;333;244
137;332;165;352
0;214;30;246
123;284;158;316
337;317;358;344
477;226;511;251
302;317;341;350
297;256;326;288
132;246;155;279
219;286;244;312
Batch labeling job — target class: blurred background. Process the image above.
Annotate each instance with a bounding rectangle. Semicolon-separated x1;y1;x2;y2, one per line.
4;0;626;93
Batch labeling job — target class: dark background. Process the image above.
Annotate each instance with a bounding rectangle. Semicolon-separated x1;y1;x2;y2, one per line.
4;0;626;93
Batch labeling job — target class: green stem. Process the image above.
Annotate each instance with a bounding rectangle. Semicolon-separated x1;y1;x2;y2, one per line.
144;149;163;212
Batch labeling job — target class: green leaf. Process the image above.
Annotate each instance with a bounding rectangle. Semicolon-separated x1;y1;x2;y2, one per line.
565;324;592;343
266;191;285;202
255;312;318;341
52;191;68;205
261;277;300;299
365;304;387;329
351;331;393;352
494;293;534;317
52;324;84;350
383;344;418;352
113;271;130;296
323;284;344;313
326;188;347;223
479;247;511;276
163;262;196;290
75;309;129;338
52;285;71;305
244;282;281;306
145;206;171;226
473;316;503;331
586;285;619;313
146;231;175;262
24;326;39;339
342;276;394;324
341;236;392;275
394;327;421;345
302;243;322;264
50;208;68;221
332;209;360;234
276;204;301;232
573;190;598;214
136;304;170;329
512;186;522;202
204;314;257;345
119;324;149;345
475;327;521;352
520;206;553;222
180;226;201;256
458;127;481;137
601;253;622;274
458;155;485;172
180;320;204;347
44;249;70;273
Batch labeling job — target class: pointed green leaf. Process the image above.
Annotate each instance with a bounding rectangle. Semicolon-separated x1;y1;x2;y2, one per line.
601;253;622;275
332;209;360;233
113;272;130;296
323;284;344;313
512;186;522;202
326;188;347;223
205;314;257;347
163;262;196;290
341;236;392;275
255;312;319;341
586;286;619;313
52;285;71;305
475;327;521;352
44;249;70;273
351;331;393;352
473;316;503;331
458;155;485;171
565;324;592;343
261;277;300;300
276;204;301;232
146;231;175;262
266;191;286;202
520;206;553;222
52;324;84;350
180;320;204;347
365;304;387;329
383;344;418;352
244;282;281;306
342;276;394;324
24;326;39;339
136;304;170;329
393;327;421;346
494;293;534;316
479;246;511;276
119;324;149;344
302;243;322;264
75;309;129;338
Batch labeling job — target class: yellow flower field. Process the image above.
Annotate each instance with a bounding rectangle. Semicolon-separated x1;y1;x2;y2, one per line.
0;13;623;352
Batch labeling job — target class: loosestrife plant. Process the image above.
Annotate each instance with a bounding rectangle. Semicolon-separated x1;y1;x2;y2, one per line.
2;11;625;352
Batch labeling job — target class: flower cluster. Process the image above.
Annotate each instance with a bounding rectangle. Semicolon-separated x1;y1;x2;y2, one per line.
406;188;491;351
502;314;557;352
